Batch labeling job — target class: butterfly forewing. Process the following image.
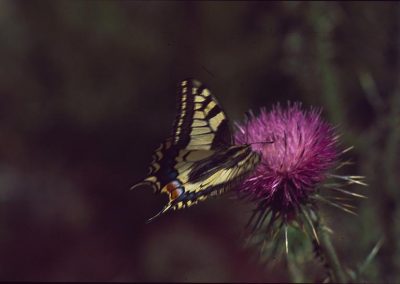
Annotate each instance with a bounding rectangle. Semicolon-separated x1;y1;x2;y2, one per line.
173;79;232;150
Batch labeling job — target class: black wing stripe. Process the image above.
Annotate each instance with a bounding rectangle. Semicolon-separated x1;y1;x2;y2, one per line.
205;104;222;121
171;79;232;150
172;80;195;147
173;148;261;207
188;146;255;182
211;119;231;149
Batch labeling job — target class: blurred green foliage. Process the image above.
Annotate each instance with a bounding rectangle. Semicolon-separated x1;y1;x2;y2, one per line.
0;1;399;282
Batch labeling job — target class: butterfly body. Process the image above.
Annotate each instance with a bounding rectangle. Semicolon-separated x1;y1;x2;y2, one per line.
133;79;261;220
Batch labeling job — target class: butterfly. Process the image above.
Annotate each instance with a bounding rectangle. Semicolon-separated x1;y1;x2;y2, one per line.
132;79;262;222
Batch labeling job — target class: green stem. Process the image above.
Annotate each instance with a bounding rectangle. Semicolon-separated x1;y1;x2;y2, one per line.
316;218;347;283
287;252;307;283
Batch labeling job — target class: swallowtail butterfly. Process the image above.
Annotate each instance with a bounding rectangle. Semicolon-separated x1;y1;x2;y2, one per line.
132;79;262;221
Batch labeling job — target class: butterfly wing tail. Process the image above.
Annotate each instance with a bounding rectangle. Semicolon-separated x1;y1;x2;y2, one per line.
130;176;158;191
146;203;173;223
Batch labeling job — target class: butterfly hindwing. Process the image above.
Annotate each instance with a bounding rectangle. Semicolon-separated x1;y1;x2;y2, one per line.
177;146;261;204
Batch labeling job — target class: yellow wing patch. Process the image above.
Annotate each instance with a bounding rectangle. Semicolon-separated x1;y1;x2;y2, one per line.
172;79;231;150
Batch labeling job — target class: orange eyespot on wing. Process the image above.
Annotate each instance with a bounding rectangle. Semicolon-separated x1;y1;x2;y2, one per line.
163;180;184;201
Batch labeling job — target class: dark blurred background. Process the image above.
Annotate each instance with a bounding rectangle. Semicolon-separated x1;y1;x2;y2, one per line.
0;1;399;282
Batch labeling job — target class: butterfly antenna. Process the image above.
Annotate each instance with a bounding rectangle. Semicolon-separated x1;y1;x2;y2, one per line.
243;110;274;146
249;140;274;146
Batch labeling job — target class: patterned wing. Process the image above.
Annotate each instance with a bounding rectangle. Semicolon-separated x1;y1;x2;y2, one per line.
140;145;261;222
135;138;215;194
131;78;233;194
168;145;262;211
172;79;232;150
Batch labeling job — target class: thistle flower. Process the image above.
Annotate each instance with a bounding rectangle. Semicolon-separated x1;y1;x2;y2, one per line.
235;102;366;251
235;102;338;221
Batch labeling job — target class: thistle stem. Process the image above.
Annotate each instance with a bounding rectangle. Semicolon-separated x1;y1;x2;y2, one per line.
316;218;347;283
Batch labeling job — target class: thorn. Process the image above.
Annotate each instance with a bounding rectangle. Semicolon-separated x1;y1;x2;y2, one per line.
328;174;368;186
322;182;345;188
243;233;255;249
341;146;354;154
314;195;358;216
334;160;354;170
285;224;289;255
324;226;334;234
327;196;354;201
257;208;272;231
328;187;368;198
340;203;358;209
358;237;384;275
301;206;320;244
259;239;267;258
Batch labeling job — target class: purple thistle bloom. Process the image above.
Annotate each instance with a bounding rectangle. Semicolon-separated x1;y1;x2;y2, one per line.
235;102;367;271
235;102;339;220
